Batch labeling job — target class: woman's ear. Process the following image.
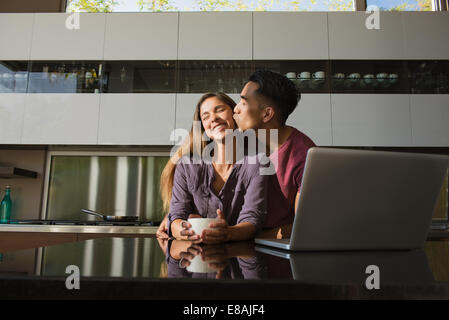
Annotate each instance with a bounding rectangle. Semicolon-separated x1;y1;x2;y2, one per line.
262;106;276;123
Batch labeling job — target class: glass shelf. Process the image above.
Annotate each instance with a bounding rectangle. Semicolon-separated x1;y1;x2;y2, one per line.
0;61;29;93
28;61;102;94
255;60;330;94
408;60;449;94
102;61;176;93
1;60;448;95
178;60;252;94
330;60;408;94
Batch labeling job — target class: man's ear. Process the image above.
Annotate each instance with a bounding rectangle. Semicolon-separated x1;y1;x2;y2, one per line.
262;106;276;123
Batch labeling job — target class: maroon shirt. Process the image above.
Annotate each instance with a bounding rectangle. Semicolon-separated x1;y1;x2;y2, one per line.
263;127;316;229
168;154;268;236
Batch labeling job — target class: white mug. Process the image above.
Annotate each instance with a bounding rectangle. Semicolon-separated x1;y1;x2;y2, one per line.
376;73;388;82
333;73;345;79
186;255;217;273
363;74;375;84
348;73;361;80
389;73;399;84
299;71;311;80
312;71;325;79
285;72;296;79
188;218;217;236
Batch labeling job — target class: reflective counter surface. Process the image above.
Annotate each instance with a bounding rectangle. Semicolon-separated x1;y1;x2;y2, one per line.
1;237;449;299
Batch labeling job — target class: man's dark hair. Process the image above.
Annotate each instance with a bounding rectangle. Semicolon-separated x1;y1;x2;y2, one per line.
248;70;301;125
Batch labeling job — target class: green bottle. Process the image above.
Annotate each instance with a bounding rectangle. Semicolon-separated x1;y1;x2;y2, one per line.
0;186;12;224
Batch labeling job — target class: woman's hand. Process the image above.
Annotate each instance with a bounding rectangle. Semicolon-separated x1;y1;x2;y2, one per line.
156;214;169;239
201;209;230;244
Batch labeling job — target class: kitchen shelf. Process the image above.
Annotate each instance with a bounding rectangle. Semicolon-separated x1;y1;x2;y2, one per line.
0;167;38;179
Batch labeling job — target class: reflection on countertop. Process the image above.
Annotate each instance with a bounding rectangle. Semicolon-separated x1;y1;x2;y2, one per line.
0;237;448;285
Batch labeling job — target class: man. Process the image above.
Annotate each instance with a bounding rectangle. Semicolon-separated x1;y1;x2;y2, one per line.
233;70;316;239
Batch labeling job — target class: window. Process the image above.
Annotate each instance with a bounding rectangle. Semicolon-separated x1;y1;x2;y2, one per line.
66;0;355;12
366;0;433;11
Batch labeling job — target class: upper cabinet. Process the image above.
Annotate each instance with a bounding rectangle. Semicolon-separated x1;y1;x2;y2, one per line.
331;94;412;146
0;94;26;144
30;13;106;60
328;12;405;59
402;12;449;59
104;13;178;60
0;14;34;60
178;12;252;60
253;12;329;60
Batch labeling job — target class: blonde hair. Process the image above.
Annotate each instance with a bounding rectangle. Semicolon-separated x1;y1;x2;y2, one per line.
159;92;237;213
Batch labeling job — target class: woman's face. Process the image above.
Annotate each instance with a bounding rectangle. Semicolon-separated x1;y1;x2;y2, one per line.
199;97;236;141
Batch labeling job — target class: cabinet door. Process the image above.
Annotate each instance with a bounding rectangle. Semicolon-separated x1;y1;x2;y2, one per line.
328;12;404;59
98;94;175;145
331;94;412;146
0;94;26;144
30;13;106;60
22;94;100;144
411;95;449;146
287;94;332;146
253;12;328;60
104;13;178;60
0;14;34;60
178;12;252;60
403;12;449;59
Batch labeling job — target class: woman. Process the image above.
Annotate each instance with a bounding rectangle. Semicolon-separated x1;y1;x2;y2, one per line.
158;92;267;244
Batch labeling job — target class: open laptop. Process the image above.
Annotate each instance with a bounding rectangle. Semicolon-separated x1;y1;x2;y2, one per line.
255;147;449;251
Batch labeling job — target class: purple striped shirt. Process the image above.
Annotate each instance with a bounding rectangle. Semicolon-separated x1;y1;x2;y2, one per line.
168;155;268;237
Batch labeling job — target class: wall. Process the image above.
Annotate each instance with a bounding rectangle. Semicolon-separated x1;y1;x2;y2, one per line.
0;149;47;219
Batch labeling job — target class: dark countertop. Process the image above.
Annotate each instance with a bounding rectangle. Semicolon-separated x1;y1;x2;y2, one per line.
1;236;449;299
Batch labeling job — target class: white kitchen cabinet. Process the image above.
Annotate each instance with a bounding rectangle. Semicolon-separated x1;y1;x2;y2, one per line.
0;14;34;60
410;95;449;146
98;94;175;145
178;12;252;60
328;12;405;59
30;13;106;60
331;94;412;146
175;93;240;135
0;94;26;144
402;12;449;59
287;94;332;146
104;13;178;60
253;12;328;60
22;94;100;144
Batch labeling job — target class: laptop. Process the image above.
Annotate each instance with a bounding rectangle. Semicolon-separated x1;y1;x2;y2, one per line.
255;246;434;284
255;147;449;251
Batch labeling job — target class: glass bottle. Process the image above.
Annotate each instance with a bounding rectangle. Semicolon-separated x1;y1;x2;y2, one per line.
0;185;12;224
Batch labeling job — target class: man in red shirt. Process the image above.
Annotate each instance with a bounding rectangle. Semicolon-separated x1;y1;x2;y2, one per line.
233;70;316;239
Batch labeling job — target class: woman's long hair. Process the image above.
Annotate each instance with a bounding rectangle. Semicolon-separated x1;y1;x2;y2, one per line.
160;92;237;213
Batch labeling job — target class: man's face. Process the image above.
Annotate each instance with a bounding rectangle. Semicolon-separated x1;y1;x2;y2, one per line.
233;82;265;131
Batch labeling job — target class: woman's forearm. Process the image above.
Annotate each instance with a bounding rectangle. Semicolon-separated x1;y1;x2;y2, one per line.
228;222;256;242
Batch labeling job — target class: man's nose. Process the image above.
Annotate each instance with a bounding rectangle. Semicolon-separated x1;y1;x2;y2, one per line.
234;104;240;113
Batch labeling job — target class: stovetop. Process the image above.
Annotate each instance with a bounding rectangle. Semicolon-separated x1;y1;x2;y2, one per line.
8;219;157;227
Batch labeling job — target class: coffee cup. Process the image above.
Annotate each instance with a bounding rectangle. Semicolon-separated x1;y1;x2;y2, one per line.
363;74;375;85
187;218;218;236
376;73;388;83
299;71;311;81
186;255;216;273
388;73;398;84
348;73;361;81
285;72;296;79
312;71;325;80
